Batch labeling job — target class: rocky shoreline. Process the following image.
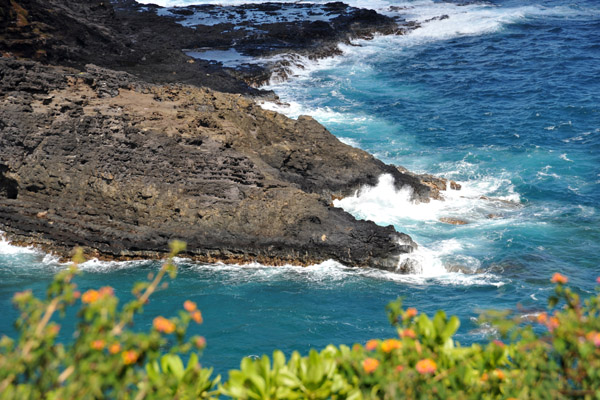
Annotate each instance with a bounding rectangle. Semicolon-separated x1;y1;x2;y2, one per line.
0;0;459;272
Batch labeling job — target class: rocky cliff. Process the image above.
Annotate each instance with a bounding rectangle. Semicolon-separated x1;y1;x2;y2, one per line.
0;0;457;271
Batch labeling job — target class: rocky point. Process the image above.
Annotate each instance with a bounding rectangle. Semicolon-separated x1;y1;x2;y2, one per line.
0;0;460;272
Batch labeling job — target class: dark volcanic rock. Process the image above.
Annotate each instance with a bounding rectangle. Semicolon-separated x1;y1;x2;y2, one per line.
395;165;461;201
0;59;420;270
0;0;409;94
0;0;457;272
0;0;265;95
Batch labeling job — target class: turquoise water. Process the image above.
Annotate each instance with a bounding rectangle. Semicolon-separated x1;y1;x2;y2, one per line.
1;0;599;376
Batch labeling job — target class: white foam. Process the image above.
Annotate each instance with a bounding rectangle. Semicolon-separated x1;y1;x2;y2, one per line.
41;253;61;265
70;247;502;286
537;165;561;180
330;173;523;279
334;174;520;226
260;100;354;123
562;132;592;143
560;153;573;162
77;258;154;273
338;136;361;148
0;232;37;255
187;258;503;287
0;230;501;286
264;53;342;86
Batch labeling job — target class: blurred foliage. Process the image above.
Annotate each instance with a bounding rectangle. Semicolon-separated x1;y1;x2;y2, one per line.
1;246;599;399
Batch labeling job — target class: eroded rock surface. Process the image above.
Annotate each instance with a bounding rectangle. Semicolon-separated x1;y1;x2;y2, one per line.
0;0;458;271
0;59;422;269
0;0;408;94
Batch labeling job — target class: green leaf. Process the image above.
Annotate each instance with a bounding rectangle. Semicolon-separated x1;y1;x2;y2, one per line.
163;354;185;380
277;370;301;389
273;350;286;371
146;360;160;382
306;350;324;384
433;310;447;338
247;373;267;399
186;352;199;372
441;316;460;341
417;314;435;340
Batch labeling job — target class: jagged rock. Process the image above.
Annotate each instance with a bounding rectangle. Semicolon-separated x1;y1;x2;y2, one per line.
395;165;461;201
1;0;411;95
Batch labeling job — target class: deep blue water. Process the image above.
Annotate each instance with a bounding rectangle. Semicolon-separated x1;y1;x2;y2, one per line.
1;0;599;377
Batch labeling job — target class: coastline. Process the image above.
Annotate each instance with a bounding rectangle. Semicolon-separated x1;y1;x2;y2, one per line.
0;0;459;272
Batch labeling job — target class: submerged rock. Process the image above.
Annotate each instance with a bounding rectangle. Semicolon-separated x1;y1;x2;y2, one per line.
439;218;469;225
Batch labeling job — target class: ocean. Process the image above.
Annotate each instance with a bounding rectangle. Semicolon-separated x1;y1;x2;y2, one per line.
1;0;599;376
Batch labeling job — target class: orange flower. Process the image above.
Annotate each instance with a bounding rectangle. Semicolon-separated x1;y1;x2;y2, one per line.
551;273;568;284
405;308;418;318
492;339;505;347
13;290;32;302
547;316;559;332
494;369;505;380
81;289;100;304
153;316;176;334
415;358;437;375
586;331;600;347
381;339;402;353
195;336;207;349
109;343;121;354
362;358;379;374
481;372;489;382
400;329;416;339
592;333;600;347
122;350;138;365
191;310;203;324
48;324;60;335
91;340;105;350
184;300;197;312
365;339;378;351
73;291;81;299
395;365;404;373
352;343;362;352
536;312;548;324
98;286;114;297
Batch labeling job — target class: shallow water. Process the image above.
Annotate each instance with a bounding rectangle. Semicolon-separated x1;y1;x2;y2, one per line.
2;0;599;376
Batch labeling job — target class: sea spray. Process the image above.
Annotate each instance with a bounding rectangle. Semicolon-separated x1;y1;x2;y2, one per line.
0;233;36;255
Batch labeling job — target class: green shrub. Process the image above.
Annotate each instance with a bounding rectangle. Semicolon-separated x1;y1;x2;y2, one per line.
222;272;600;399
1;243;599;399
0;242;218;399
